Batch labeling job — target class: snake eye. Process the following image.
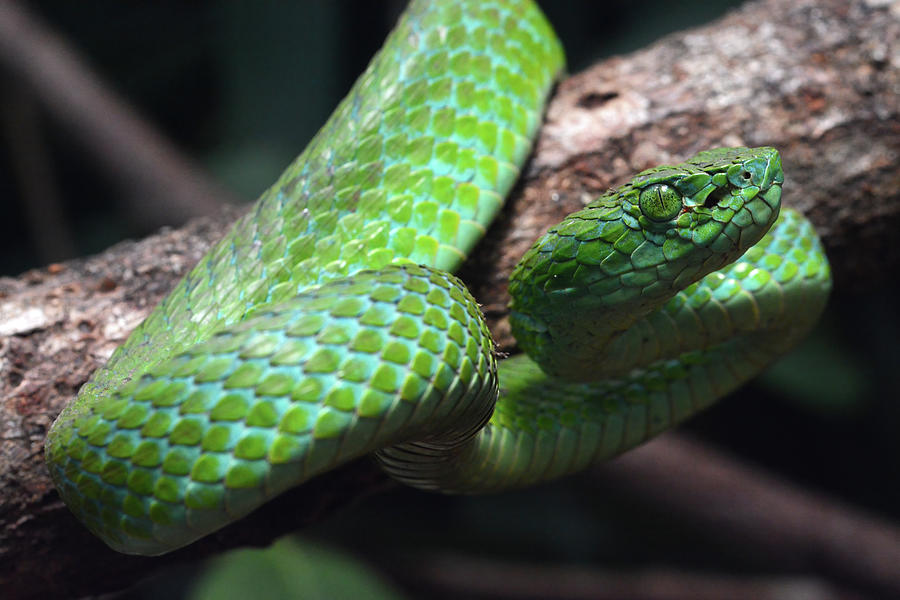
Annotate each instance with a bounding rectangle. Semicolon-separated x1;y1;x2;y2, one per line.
638;184;682;222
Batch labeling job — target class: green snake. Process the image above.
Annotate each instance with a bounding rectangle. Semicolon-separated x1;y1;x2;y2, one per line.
45;0;831;556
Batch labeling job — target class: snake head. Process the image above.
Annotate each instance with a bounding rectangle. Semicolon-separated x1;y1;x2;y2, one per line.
508;146;784;380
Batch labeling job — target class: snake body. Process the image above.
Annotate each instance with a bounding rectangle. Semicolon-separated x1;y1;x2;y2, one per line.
45;0;831;555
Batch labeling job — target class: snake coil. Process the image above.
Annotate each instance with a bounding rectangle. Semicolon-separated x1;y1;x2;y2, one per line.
45;0;830;555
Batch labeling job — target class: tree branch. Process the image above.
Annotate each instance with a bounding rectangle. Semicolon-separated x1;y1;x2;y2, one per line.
0;0;239;227
376;553;861;600
1;0;897;597
591;434;900;597
462;0;898;348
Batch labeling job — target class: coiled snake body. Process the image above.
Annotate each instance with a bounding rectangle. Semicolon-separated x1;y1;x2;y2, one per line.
45;0;831;555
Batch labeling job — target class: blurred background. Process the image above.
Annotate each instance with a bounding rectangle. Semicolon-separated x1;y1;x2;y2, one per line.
2;1;897;599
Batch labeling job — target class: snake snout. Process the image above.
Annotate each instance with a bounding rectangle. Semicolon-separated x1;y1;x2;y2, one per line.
750;146;784;191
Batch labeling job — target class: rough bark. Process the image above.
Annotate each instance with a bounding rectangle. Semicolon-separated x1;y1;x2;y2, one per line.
463;0;899;349
1;0;897;598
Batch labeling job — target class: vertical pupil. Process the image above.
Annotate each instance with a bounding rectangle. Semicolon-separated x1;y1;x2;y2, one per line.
639;184;680;222
649;188;663;212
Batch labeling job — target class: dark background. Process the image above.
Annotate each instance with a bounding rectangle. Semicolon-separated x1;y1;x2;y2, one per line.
1;1;749;275
2;2;897;599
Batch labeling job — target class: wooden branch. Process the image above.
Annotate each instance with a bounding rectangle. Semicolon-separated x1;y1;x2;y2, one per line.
1;0;897;597
376;553;860;600
463;0;899;348
591;434;900;597
0;0;239;227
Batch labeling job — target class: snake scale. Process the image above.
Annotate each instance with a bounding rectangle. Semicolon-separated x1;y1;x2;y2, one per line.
45;0;831;555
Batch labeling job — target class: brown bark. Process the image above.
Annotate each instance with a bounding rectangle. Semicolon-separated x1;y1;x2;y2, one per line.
463;0;899;349
1;0;897;598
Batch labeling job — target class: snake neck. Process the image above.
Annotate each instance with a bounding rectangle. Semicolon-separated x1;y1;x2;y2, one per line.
509;147;784;381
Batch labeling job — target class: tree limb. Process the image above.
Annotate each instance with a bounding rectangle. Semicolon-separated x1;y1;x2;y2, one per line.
0;0;239;227
463;0;899;348
591;434;900;598
376;553;861;600
1;0;897;597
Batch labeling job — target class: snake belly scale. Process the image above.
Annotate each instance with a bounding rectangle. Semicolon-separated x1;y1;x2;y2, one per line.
44;0;831;555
